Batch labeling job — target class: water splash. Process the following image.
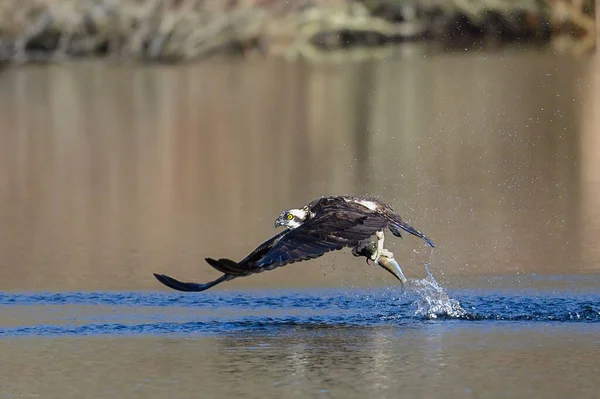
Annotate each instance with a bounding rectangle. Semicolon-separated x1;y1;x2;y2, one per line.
406;263;466;319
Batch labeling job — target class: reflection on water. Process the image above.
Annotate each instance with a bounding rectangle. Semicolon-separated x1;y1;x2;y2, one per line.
1;278;599;398
0;52;598;291
1;324;599;399
580;55;600;269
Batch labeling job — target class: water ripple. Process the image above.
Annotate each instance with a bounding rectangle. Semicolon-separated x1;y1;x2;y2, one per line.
1;280;599;338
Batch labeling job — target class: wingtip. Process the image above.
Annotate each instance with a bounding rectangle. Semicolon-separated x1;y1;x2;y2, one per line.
153;273;174;289
152;271;229;292
205;258;219;267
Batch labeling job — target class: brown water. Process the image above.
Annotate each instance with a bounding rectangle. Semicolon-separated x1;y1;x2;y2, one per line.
1;324;599;399
0;51;599;291
0;49;599;399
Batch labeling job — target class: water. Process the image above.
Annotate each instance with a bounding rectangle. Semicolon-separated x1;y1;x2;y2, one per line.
2;276;599;337
1;48;599;398
0;51;599;292
1;274;599;398
409;264;467;318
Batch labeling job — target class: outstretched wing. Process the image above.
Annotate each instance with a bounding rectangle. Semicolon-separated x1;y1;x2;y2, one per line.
237;229;290;265
153;273;230;292
152;230;293;292
253;209;389;268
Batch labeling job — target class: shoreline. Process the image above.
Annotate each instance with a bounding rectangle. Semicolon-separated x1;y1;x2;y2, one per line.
0;0;595;64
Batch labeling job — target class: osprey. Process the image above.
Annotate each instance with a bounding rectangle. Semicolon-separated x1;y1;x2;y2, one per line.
153;195;434;292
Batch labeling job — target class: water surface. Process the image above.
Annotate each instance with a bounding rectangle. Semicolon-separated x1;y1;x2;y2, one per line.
1;274;599;399
0;49;599;399
0;51;599;291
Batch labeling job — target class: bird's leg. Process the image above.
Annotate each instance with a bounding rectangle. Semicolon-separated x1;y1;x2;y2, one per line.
352;231;388;264
372;230;385;263
374;232;408;283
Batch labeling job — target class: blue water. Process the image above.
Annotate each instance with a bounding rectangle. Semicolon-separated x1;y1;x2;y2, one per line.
1;274;599;338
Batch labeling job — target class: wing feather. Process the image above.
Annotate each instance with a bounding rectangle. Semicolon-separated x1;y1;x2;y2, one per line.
153;196;435;293
153;273;230;292
254;210;388;268
386;213;435;248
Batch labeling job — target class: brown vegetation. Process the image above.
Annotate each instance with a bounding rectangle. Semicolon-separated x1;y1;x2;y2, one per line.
0;0;595;63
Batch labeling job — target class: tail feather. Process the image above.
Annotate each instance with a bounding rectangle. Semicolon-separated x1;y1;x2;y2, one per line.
388;218;435;248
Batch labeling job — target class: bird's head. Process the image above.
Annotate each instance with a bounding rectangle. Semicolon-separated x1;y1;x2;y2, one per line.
274;207;309;229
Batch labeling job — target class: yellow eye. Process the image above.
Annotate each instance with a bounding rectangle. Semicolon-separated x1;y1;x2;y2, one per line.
287;214;294;220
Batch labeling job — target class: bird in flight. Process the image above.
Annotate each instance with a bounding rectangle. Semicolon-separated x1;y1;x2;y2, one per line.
153;195;434;292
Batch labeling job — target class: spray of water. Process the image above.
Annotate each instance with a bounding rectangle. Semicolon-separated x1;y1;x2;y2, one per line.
405;248;466;319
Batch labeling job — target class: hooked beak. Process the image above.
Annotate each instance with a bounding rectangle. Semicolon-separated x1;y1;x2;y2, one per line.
274;219;283;228
378;256;408;286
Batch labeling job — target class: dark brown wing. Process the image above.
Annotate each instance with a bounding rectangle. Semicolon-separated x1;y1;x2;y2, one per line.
153;229;293;292
252;209;389;268
237;229;290;265
378;202;435;247
153;273;230;292
386;215;435;247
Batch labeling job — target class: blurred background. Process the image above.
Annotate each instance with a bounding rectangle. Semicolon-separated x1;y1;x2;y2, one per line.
0;0;598;291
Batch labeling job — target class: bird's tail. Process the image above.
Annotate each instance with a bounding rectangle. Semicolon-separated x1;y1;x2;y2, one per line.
205;258;251;276
388;216;435;248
